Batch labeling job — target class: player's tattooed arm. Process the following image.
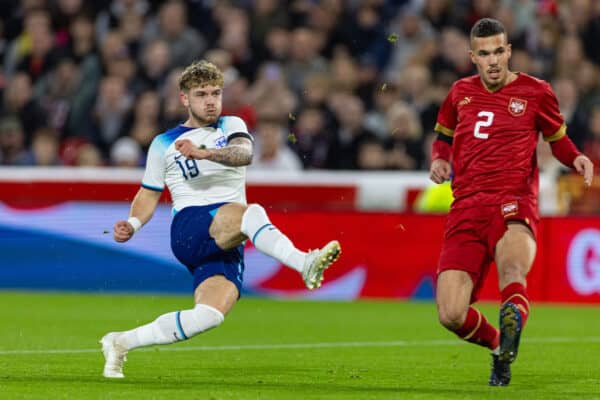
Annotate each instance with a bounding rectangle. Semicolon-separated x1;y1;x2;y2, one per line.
175;137;253;166
207;137;253;166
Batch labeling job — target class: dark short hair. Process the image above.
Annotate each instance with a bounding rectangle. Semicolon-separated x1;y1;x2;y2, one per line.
470;18;506;40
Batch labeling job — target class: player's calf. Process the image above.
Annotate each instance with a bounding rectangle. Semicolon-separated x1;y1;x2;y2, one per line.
100;304;224;378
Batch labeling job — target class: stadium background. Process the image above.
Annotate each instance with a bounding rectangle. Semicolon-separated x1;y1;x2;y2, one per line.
0;1;599;399
0;0;598;302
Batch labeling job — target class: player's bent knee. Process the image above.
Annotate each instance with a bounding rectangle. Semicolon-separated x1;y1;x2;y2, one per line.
240;203;269;238
437;307;466;331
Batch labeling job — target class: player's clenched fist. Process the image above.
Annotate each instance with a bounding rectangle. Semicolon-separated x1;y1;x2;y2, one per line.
113;220;134;242
430;159;452;184
175;139;210;160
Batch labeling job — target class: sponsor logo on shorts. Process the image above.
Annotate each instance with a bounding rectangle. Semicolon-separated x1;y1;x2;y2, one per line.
501;201;519;217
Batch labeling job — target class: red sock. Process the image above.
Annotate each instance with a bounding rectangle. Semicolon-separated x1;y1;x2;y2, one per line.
501;282;530;328
454;307;499;350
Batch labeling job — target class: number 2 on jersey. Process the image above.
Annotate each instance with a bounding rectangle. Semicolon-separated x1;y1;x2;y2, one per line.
176;158;199;180
474;111;494;139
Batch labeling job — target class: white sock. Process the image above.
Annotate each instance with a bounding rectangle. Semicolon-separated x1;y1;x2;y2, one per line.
117;304;224;350
240;204;306;272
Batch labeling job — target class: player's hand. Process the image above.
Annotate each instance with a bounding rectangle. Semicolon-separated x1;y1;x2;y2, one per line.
175;139;210;160
113;220;134;242
430;159;452;184
573;154;594;187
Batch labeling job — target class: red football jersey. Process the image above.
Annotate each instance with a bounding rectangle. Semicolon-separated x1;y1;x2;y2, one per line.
435;73;566;210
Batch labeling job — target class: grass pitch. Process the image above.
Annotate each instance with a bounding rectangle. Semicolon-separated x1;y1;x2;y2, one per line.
0;291;598;400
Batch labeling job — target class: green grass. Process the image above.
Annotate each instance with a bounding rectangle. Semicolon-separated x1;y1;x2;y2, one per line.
0;291;598;399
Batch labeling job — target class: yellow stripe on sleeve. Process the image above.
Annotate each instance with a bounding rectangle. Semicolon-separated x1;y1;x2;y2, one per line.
543;123;566;142
434;122;454;137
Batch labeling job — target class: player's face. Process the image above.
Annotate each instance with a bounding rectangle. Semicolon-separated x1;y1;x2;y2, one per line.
181;84;223;125
470;33;512;91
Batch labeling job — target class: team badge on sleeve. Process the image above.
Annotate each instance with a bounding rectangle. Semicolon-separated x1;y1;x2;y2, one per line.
508;98;527;116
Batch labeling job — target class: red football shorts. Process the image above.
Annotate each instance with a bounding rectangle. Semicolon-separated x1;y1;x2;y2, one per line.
437;198;539;303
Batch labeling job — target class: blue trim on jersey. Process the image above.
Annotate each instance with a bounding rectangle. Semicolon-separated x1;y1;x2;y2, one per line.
141;183;164;192
208;118;220;129
252;223;273;244
218;117;224;131
209;208;218;217
154;125;196;154
175;311;188;340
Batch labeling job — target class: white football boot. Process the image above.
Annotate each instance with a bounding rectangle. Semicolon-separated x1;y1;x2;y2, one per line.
100;332;128;378
302;240;341;290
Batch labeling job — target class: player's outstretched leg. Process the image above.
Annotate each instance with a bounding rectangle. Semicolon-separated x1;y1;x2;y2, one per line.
489;302;522;386
99;304;224;378
240;204;341;289
302;240;341;290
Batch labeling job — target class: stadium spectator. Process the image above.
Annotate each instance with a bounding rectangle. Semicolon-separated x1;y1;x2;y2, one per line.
247;62;297;122
109;136;142;167
292;106;333;169
161;67;187;128
249;115;302;171
75;142;103;166
4;9;53;78
144;0;205;69
0;115;31;165
326;94;378;170
95;0;151;44
138;39;172;93
30;127;61;166
34;56;96;138
100;60;340;378
123;89;162;153
429;18;594;387
285;27;328;94
384;101;425;170
1;71;47;144
222;76;257;132
91;75;133;155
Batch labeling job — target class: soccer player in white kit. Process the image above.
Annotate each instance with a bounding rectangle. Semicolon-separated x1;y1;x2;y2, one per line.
100;60;341;378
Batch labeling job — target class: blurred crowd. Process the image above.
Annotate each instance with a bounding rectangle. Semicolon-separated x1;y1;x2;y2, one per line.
0;0;599;172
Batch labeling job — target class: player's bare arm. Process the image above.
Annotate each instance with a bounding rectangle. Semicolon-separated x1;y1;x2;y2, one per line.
573;154;594;187
113;187;162;242
175;137;253;166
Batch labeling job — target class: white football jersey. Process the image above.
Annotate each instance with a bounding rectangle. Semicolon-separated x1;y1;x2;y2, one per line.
142;116;253;212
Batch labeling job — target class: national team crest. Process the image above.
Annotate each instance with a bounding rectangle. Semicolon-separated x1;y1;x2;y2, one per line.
501;201;519;218
508;97;527;116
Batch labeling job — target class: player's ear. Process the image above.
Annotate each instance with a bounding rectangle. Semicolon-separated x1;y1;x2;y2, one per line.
506;43;512;59
180;91;189;107
469;49;476;65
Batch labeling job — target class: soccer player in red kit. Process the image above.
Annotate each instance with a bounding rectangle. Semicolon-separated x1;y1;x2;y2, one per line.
429;18;594;386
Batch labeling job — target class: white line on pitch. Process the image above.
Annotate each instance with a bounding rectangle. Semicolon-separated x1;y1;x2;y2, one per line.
0;336;599;355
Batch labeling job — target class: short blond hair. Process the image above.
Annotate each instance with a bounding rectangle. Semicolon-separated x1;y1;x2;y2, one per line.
178;60;224;91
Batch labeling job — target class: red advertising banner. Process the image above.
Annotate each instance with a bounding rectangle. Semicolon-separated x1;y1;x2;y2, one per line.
255;212;600;303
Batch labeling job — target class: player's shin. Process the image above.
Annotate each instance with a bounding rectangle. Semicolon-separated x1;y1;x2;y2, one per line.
117;304;224;350
454;307;499;350
240;204;305;272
